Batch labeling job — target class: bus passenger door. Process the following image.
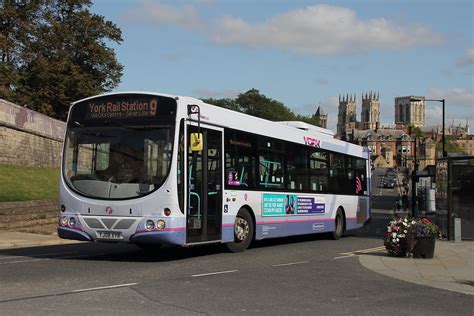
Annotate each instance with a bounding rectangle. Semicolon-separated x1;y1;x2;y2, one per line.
186;126;223;243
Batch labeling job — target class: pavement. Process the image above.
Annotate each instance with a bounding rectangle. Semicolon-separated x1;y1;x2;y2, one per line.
0;231;81;249
0;231;473;296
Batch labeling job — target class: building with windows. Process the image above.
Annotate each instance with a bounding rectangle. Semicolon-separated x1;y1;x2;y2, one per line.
395;96;425;127
349;128;413;168
454;135;474;156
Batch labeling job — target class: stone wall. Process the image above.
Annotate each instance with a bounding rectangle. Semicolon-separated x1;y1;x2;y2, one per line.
0;99;66;168
0;200;58;235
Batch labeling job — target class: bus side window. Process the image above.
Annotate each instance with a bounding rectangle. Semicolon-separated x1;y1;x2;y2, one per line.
309;149;328;192
257;138;284;189
355;158;367;195
286;143;308;191
329;153;344;193
224;130;256;189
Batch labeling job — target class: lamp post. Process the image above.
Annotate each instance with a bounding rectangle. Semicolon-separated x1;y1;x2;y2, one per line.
424;99;446;157
411;136;419;217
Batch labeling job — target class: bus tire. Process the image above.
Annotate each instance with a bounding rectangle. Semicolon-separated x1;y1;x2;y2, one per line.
331;209;345;240
226;208;254;253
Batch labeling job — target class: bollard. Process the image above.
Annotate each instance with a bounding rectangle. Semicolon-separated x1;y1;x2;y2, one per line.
454;218;462;243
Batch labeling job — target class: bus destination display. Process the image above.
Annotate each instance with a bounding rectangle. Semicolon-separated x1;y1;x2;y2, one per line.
86;99;158;119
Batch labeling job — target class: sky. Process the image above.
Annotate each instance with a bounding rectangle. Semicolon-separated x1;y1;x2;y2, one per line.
91;0;473;132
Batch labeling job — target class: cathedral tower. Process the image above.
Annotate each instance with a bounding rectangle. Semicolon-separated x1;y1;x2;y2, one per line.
361;91;380;130
337;94;357;136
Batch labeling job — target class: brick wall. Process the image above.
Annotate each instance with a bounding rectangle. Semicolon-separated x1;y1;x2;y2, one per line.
0;99;66;168
0;200;58;235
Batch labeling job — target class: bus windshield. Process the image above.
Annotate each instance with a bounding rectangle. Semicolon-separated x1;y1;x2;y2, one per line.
63;124;174;199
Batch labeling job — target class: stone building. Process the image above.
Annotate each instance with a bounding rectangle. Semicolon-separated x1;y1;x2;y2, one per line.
337;92;380;138
313;105;327;129
350;128;412;168
361;91;380;130
337;94;357;136
454;135;474;156
395;96;425;127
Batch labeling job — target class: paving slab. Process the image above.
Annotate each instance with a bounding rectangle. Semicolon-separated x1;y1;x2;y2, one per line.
359;240;474;296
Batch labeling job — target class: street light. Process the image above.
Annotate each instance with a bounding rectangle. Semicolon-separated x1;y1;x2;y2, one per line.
424;99;446;157
409;98;446;157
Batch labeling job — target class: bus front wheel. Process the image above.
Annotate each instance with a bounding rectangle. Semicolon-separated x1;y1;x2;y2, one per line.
226;208;254;253
331;209;345;240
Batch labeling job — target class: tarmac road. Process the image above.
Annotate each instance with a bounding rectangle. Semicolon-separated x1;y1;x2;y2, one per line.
0;233;472;315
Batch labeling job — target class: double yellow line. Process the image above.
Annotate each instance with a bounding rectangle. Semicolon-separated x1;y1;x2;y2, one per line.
334;246;385;260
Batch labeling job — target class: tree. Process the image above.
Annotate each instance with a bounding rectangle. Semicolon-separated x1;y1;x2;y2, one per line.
206;89;310;122
204;89;329;128
0;0;123;120
202;97;239;112
435;140;463;155
410;125;426;139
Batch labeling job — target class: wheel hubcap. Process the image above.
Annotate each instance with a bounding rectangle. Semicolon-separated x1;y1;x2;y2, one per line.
235;217;249;241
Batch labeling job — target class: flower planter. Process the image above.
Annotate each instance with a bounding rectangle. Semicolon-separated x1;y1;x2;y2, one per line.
412;236;436;259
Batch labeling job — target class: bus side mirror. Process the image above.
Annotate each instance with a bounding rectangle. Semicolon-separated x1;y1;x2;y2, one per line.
190;133;203;151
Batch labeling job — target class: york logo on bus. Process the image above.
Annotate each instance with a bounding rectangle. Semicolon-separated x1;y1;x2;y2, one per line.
105;207;113;215
304;136;321;148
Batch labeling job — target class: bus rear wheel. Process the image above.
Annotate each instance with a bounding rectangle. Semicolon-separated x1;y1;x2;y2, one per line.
226;208;254;253
331;209;345;240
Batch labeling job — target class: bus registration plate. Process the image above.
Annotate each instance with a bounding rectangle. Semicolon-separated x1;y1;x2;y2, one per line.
97;231;123;240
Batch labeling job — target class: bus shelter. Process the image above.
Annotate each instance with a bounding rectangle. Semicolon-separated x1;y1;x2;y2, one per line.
435;156;474;240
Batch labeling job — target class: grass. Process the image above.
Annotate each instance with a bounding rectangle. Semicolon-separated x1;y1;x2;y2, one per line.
0;165;60;202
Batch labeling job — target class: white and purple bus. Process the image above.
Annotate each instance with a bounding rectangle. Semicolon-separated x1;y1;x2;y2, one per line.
58;92;371;252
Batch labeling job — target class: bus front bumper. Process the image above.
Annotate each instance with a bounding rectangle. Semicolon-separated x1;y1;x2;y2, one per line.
58;226;93;241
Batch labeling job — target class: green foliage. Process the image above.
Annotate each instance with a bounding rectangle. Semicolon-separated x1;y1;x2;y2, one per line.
202;97;239;112
410;125;426;139
435;140;463;154
0;165;59;202
0;0;123;120
204;89;325;127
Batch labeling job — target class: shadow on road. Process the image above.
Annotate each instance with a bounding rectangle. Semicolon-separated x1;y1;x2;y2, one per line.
0;232;350;263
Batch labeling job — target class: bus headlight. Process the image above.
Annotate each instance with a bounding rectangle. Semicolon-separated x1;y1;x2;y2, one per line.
156;220;166;230
60;216;68;226
146;220;155;231
69;217;76;227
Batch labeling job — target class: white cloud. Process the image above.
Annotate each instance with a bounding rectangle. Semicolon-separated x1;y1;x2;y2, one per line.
123;0;206;30
191;0;215;6
124;3;444;56
325;96;340;132
456;48;474;74
425;87;474;126
192;88;239;99
211;5;444;55
457;48;474;66
427;87;474;108
316;79;329;85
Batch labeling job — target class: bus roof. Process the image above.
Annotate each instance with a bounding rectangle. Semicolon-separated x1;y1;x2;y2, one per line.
277;121;335;137
70;91;368;159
